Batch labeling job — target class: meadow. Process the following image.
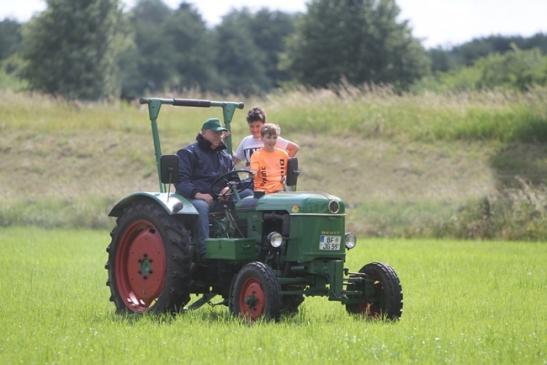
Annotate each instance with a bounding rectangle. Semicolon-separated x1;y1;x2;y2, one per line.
0;88;546;239
0;227;545;364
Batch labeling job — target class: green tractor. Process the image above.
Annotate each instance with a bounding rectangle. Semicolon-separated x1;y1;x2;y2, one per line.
105;98;403;320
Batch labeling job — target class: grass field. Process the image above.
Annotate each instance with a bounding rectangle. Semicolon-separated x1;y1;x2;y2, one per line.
0;227;545;364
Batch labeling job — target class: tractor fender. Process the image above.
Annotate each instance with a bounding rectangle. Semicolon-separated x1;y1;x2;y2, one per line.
108;192;198;217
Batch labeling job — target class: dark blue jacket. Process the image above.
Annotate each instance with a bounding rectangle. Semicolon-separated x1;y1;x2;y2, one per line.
175;134;233;199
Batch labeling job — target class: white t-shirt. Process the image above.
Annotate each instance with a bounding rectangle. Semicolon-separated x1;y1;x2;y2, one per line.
234;135;290;164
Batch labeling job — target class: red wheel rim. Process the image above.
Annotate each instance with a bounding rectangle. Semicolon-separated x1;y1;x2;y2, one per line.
115;219;167;312
239;278;266;320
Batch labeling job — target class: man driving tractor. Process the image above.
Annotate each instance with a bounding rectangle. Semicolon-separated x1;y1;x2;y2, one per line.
175;118;235;257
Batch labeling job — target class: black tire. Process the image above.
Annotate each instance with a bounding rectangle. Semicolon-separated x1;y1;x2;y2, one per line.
229;262;281;321
346;262;403;320
280;294;305;316
106;200;192;314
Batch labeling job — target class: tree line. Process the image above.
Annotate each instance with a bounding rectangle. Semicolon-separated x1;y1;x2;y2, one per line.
0;0;546;100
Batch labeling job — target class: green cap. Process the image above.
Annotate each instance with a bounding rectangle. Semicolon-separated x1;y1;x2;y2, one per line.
201;118;227;132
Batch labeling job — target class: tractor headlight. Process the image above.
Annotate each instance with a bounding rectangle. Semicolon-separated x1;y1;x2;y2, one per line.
267;232;284;248
344;232;357;249
328;200;340;214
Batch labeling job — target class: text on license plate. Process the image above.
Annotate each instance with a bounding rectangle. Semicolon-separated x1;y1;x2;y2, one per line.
319;235;341;250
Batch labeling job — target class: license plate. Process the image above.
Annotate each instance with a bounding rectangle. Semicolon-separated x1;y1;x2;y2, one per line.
319;235;341;250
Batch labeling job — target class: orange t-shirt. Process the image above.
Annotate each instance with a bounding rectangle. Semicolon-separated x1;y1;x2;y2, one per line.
250;148;288;193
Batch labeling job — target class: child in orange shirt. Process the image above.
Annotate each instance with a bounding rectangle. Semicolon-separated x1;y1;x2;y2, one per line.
250;123;288;194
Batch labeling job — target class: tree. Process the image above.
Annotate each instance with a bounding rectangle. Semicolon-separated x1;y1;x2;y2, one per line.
477;47;547;91
213;10;270;95
22;0;124;100
418;47;547;92
429;33;547;73
120;0;173;98
286;0;429;89
164;3;218;91
0;19;22;61
0;18;24;88
245;9;297;87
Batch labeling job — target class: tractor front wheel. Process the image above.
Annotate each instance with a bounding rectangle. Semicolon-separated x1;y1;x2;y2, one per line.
346;262;403;320
229;262;281;321
106;201;192;314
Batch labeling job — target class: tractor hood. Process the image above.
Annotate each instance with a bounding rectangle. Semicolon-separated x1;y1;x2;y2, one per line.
254;192;345;215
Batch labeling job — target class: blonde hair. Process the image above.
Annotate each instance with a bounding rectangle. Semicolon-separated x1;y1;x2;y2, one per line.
260;123;279;137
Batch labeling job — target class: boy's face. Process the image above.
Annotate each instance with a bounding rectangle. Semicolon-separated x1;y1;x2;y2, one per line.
262;133;277;148
249;120;264;138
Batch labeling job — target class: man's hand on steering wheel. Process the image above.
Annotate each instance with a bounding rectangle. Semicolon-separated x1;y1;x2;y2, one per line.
210;170;254;200
218;186;231;201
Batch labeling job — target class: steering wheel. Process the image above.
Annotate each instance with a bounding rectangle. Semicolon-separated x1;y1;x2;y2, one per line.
210;170;254;200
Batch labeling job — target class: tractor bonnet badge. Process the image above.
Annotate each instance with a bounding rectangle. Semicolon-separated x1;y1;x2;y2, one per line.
291;204;300;213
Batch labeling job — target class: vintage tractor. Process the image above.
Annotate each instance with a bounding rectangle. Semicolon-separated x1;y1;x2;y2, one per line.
105;97;403;320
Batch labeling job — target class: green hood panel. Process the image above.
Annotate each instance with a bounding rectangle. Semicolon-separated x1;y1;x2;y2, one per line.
254;191;345;214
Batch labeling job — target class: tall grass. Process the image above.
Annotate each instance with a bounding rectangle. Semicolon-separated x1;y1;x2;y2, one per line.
265;86;547;142
2;87;546;142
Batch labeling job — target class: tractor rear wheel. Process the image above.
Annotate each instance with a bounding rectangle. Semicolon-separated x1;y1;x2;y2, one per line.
229;262;281;321
106;201;192;314
346;262;403;320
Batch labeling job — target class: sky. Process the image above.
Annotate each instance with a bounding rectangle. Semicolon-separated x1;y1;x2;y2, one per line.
1;0;546;48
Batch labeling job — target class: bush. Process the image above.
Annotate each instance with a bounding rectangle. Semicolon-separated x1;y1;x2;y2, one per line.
416;47;547;92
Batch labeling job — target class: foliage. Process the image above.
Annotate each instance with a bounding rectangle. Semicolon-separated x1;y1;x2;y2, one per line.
0;55;27;91
0;19;22;61
123;0;172;97
0;19;26;90
213;9;271;95
477;48;547;90
429;32;547;72
116;4;296;97
6;0;547;97
21;0;125;100
212;8;299;95
417;47;547;92
285;0;429;89
165;4;218;92
232;9;297;89
118;0;218;98
0;64;27;90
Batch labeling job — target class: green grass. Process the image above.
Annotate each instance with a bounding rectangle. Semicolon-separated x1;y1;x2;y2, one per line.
0;227;545;364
